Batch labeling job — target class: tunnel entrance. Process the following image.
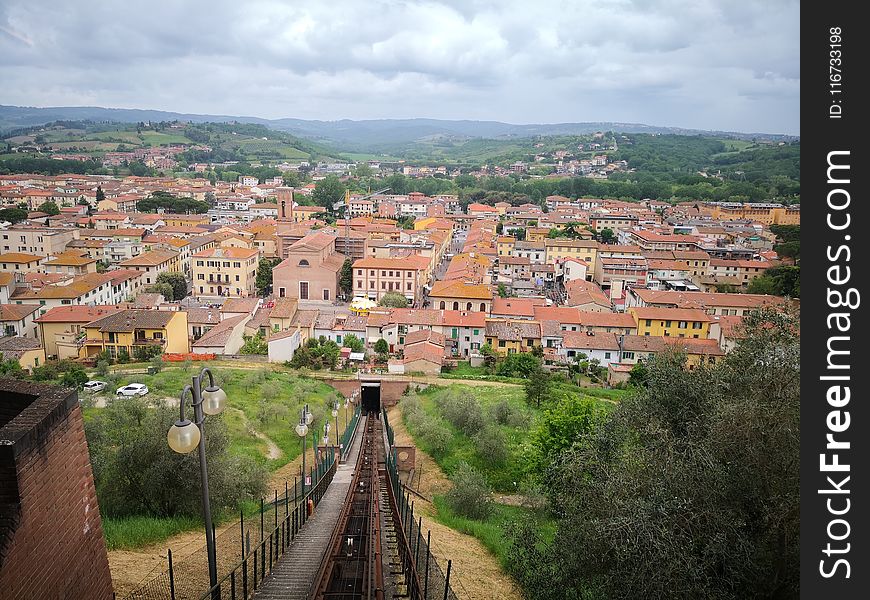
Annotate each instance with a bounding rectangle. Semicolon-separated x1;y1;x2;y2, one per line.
361;382;381;415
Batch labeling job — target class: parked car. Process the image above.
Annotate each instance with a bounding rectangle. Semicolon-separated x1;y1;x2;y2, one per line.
116;383;149;397
83;380;107;393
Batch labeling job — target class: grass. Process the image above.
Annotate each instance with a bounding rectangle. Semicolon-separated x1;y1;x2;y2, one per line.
405;382;618;491
103;515;202;551
91;365;352;471
410;384;532;490
430;496;556;568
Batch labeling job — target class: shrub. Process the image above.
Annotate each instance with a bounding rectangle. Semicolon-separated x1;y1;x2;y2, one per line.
446;462;493;519
150;355;164;373
490;398;526;427
436;391;486;435
474;426;508;465
418;420;452;458
95;360;110;377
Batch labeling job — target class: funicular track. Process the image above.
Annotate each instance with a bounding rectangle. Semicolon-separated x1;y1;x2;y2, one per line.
311;413;423;600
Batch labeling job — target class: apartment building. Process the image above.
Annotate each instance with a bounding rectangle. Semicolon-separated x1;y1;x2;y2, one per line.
192;246;259;298
352;255;431;304
544;239;599;279
629;307;713;339
118;249;181;286
1;226;78;256
80;309;189;359
0;253;45;273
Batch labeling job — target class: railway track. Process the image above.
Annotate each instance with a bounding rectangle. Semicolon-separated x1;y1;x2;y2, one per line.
310;413;424;600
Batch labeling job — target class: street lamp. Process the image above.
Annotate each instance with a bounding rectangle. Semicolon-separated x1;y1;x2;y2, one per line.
332;401;340;446
166;367;227;600
295;410;308;494
323;421;330;447
344;397;349;430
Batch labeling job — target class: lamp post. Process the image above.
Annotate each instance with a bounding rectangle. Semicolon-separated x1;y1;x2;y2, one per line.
344;397;349;430
166;367;227;600
295;409;308;495
332;402;340;446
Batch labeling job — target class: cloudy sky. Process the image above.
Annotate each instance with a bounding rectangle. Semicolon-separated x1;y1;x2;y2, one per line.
0;0;800;134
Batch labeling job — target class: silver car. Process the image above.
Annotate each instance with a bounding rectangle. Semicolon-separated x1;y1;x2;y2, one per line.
83;380;107;393
116;383;149;397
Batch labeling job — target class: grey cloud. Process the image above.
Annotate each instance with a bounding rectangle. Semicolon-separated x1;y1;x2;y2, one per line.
0;0;799;134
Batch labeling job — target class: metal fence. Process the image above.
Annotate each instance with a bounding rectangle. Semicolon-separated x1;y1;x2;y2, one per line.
124;450;338;600
383;410;460;600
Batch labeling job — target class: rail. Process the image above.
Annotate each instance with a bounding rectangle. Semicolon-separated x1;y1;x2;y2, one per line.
309;415;383;599
196;449;339;600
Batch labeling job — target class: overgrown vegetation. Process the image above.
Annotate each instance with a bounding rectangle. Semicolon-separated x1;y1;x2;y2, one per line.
505;309;800;599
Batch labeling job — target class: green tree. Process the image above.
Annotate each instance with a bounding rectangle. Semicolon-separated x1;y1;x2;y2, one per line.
0;359;24;378
149;354;164;373
445;462;493;519
508;309;800;600
0;207;28;224
352;163;373;179
313;175;346;211
60;367;89;389
256;258;280;296
523;368;551;407
96;185;105;203
378;292;409;308
240;334;268;355
599;227;615;244
155;272;188;301
374;338;389;355
37;201;60;215
628;361;650;387
146;282;175;301
497;352;541;378
497;283;509;298
339;258;354;298
747;265;800;297
84;399;267;518
343;334;365;353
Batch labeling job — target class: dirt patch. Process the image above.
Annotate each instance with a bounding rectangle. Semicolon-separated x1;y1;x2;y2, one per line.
387;406;522;600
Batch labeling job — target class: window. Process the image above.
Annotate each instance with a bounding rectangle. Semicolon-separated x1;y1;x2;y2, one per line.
299;259;310;267
407;282;412;290
498;340;506;347
623;351;635;360
439;301;445;309
153;332;163;340
323;289;330;300
357;269;363;275
299;282;309;299
357;281;362;288
678;321;687;329
381;282;386;289
234;262;241;268
381;271;386;276
645;319;652;326
604;352;611;359
235;275;240;282
692;322;702;329
664;321;671;328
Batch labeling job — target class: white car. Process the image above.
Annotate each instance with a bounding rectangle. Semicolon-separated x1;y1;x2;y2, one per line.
83;380;107;393
116;383;149;397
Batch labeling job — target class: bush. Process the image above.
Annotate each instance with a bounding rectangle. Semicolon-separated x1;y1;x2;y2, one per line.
474;426;508;465
117;348;130;364
150;355;164;373
446;462;493;519
95;360;110;377
60;367;89;389
418;420;452;457
490;398;526;427
436;391;485;435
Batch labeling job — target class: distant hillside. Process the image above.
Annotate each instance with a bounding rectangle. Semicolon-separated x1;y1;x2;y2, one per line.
0;105;798;151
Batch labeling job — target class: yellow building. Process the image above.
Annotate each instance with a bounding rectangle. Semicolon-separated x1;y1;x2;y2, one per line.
496;236;516;257
414;217;438;231
620;335;725;369
484;319;541;355
34;305;126;360
525;227;549;242
629;307;713;339
118;249;182;285
161;214;211;227
544;239;599;279
0;336;45;372
429;280;492;313
80;309;189;359
0;253;44;273
707;203;800;225
192;246;259;298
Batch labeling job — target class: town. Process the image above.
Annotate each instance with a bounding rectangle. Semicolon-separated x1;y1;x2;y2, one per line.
0;166;798;379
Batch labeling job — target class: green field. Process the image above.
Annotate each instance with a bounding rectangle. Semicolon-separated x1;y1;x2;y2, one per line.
87;366;347;469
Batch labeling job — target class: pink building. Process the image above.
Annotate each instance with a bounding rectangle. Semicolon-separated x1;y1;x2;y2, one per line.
272;232;346;302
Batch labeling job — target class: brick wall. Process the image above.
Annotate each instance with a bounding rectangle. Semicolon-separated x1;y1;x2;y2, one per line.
0;380;114;600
